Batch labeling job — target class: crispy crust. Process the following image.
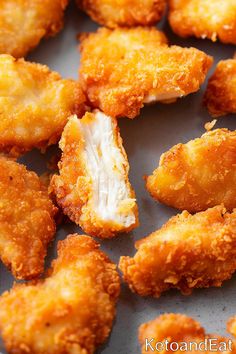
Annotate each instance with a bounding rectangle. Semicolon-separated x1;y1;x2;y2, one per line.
0;234;120;354
0;55;85;156
51;112;138;238
168;0;236;44
139;314;234;354
119;205;236;297
146;128;236;212
204;59;236;117
79;27;212;119
0;156;57;280
0;0;69;58
77;0;167;27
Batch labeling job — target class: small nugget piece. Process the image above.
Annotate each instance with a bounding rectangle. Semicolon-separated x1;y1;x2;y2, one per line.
119;205;236;297
0;156;57;280
0;234;120;354
79;27;212;118
0;55;85;156
51;111;138;238
0;0;68;58
204;59;236;117
77;0;167;28
146;129;236;212
169;0;236;44
139;314;234;354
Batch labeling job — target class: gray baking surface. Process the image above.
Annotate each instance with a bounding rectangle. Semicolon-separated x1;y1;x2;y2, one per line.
1;2;236;354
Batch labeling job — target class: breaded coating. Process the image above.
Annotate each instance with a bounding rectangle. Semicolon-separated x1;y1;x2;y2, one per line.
204;59;236;117
139;314;234;354
77;0;167;28
51;111;138;238
0;156;57;280
228;317;236;340
0;55;85;156
169;0;236;44
79;27;212;119
146;129;236;213
119;205;236;297
0;0;69;58
0;234;120;354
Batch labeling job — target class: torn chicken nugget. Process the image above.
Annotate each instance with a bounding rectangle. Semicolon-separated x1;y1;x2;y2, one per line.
168;0;236;44
0;156;57;280
146;128;236;213
0;234;120;354
0;0;69;58
79;27;213;119
51;111;138;238
0;54;85;156
77;0;167;28
204;59;236;117
119;205;236;297
139;314;234;354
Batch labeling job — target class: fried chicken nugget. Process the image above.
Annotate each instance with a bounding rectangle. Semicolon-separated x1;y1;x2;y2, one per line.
51;110;138;238
77;0;167;28
0;156;57;280
79;27;213;119
146;129;236;213
0;234;120;354
0;0;69;58
139;314;234;354
168;0;236;44
204;59;236;117
0;54;85;156
119;205;236;297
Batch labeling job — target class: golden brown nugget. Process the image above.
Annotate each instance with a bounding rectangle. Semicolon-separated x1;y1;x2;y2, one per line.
119;205;236;298
169;0;236;44
139;314;234;354
0;55;85;156
77;0;167;28
0;234;120;354
204;59;236;117
0;0;69;58
51;111;138;238
79;27;213;119
146;129;236;213
0;156;57;280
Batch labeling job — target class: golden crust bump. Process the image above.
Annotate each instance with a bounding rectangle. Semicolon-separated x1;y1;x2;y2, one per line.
0;55;85;156
119;205;236;297
79;27;213;119
139;314;234;354
0;0;69;58
51;111;139;238
146;128;236;212
77;0;167;28
204;59;236;117
169;0;236;44
0;234;120;354
0;156;57;280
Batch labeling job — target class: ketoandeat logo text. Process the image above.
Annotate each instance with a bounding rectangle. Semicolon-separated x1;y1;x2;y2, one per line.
144;338;233;352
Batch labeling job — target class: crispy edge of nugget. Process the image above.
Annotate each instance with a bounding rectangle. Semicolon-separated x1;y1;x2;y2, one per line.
139;314;234;354
79;27;213;119
77;0;167;28
204;59;236;117
0;234;121;354
0;54;86;157
119;205;236;298
0;156;57;280
146;128;236;213
50;111;139;238
168;0;236;44
0;0;69;58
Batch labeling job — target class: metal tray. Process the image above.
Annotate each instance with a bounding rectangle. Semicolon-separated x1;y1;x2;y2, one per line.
1;2;236;353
